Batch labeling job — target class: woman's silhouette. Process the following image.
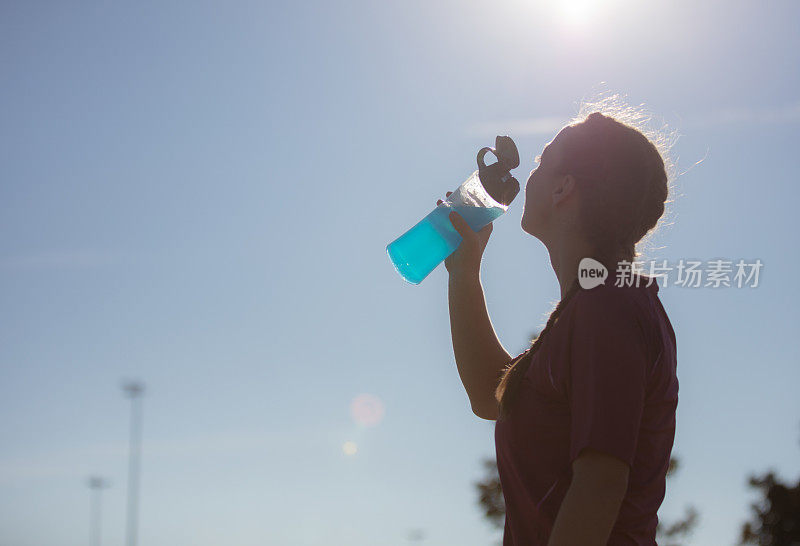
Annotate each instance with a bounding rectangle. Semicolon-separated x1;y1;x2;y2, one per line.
439;108;679;545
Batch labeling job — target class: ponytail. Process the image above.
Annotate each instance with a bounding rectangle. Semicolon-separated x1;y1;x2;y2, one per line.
495;278;582;420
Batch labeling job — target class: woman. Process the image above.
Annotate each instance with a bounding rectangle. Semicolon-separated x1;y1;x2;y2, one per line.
439;110;679;545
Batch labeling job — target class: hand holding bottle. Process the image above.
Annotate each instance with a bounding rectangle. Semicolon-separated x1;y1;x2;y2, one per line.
437;192;493;278
386;135;518;285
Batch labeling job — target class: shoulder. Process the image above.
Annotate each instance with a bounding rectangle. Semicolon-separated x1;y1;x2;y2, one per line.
568;282;666;363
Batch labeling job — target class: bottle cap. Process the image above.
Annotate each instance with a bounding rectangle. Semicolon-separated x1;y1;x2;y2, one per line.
477;136;520;207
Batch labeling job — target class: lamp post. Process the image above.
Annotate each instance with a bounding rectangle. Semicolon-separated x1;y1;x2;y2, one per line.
86;476;108;546
122;381;144;546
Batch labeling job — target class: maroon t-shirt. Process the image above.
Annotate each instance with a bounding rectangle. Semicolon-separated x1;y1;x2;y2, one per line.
494;276;678;545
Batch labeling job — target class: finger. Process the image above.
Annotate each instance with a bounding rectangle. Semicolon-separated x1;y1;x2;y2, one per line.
448;211;474;238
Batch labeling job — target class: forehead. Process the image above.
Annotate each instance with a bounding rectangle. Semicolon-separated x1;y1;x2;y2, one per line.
541;128;569;160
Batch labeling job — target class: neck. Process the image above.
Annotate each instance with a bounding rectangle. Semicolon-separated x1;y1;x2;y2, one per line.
545;232;595;299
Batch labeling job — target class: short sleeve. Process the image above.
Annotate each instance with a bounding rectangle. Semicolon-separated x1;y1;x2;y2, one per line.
567;288;649;469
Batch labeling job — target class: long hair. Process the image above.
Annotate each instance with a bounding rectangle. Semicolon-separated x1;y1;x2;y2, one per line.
494;102;673;420
494;278;582;419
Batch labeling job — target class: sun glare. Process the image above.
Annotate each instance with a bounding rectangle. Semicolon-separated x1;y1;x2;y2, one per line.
557;0;598;27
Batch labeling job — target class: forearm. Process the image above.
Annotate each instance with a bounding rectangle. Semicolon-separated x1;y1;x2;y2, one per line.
447;271;512;417
547;477;625;546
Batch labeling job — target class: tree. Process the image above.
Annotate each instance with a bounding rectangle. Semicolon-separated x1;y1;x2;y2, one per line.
475;457;505;531
657;457;700;546
739;425;800;545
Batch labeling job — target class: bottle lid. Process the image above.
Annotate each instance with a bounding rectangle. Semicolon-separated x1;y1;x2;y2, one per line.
477;136;520;207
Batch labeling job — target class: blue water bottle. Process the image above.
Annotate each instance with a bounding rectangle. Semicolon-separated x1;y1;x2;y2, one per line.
387;136;521;284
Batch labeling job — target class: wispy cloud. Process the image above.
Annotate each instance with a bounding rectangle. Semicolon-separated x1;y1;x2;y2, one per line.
0;429;321;484
0;250;128;270
0;441;126;484
466;115;567;137
466;100;800;137
685;100;800;128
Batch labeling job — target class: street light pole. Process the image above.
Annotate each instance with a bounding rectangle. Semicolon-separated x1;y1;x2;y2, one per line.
87;476;108;546
122;381;144;546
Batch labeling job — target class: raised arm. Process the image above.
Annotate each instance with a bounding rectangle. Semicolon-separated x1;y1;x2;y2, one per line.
448;270;512;420
439;196;512;420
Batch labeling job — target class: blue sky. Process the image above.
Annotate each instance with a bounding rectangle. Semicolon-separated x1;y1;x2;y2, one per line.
1;1;799;544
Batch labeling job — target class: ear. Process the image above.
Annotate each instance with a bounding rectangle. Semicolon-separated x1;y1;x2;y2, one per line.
551;174;577;207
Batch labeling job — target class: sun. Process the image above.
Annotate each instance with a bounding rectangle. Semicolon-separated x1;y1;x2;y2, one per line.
557;0;599;27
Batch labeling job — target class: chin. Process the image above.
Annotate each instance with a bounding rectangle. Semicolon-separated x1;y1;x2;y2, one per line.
521;214;536;237
521;215;546;241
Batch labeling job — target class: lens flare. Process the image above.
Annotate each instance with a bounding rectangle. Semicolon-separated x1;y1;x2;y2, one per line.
350;393;385;427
